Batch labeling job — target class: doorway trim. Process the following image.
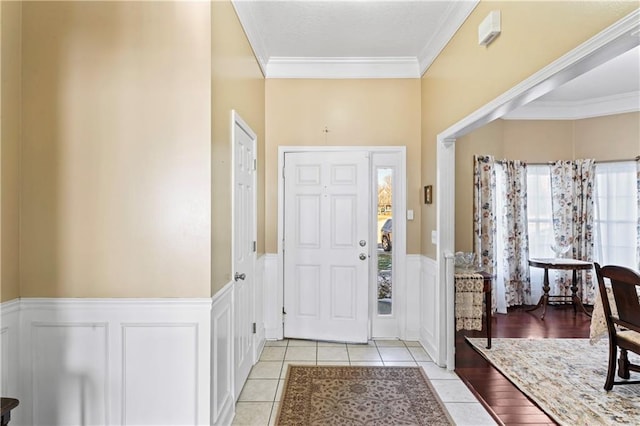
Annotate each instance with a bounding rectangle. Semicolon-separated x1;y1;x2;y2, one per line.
277;146;407;340
435;10;640;369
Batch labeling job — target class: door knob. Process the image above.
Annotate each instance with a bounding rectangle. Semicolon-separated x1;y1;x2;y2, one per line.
234;272;246;281
359;253;367;260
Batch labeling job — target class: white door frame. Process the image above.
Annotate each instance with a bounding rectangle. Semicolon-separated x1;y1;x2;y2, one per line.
277;146;407;340
435;11;640;370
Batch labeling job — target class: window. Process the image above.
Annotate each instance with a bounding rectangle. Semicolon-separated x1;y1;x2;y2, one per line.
527;165;554;259
593;161;638;269
523;161;638;269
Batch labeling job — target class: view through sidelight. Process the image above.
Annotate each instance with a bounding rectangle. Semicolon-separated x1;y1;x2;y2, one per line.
377;168;393;315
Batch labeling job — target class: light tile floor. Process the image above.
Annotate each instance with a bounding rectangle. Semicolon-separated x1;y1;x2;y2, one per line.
232;339;497;425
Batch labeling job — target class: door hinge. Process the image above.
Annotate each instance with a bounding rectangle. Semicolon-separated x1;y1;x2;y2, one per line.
253;241;257;252
253;159;257;171
282;167;285;179
252;322;256;334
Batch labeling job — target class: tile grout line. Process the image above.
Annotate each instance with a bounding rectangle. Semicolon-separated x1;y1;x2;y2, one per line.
266;339;288;426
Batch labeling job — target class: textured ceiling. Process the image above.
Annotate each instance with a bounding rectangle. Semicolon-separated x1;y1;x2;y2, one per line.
244;1;453;57
233;0;478;78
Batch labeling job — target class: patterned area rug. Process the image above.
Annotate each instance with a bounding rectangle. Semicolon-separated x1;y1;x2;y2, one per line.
467;337;640;425
276;365;453;425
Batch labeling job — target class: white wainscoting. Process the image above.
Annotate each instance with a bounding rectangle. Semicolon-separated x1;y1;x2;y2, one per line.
211;282;234;426
263;254;280;340
5;298;211;426
404;255;422;341
253;255;266;361
419;256;439;363
1;299;20;420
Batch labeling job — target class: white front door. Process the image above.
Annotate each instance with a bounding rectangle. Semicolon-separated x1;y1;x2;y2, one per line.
283;151;370;343
232;111;256;400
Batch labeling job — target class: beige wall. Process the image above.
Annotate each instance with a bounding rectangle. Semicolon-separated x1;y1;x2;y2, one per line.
455;113;640;252
211;1;265;294
20;2;212;297
574;112;640;159
1;1;21;302
503;120;575;161
421;0;638;258
265;79;422;254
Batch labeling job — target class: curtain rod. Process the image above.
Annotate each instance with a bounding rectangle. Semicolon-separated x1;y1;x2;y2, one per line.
514;156;640;166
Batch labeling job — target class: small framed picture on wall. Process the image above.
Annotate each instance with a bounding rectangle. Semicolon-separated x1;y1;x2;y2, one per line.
424;185;433;204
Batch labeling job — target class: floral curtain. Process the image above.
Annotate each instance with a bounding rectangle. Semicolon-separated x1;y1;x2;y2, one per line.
501;161;531;307
473;155;497;313
474;157;531;312
550;159;596;304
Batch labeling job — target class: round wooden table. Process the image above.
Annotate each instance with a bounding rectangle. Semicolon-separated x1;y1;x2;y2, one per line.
527;258;593;320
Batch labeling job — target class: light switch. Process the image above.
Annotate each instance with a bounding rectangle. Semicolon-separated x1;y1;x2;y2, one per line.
407;209;414;220
431;230;438;244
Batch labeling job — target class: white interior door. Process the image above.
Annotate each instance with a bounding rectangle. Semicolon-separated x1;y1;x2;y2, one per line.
232;112;256;400
283;151;370;343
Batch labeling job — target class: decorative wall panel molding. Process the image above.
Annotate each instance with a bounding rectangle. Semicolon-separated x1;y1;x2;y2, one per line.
263;254;281;340
419;256;439;362
405;255;422;340
254;255;266;361
0;300;20;422
5;298;211;426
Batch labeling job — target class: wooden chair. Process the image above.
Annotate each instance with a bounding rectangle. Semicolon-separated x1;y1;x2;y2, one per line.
594;263;640;390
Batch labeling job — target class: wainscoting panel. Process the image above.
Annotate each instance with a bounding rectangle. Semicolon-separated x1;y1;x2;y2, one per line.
122;324;198;425
419;256;439;362
16;298;211;426
405;255;422;340
263;254;281;340
32;322;108;426
1;300;21;422
211;283;234;426
253;255;266;361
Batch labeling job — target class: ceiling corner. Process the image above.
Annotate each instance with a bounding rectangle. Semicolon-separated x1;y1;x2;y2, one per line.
232;0;268;76
418;0;480;76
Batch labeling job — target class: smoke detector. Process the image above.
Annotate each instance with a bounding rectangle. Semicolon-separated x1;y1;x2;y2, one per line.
479;11;501;46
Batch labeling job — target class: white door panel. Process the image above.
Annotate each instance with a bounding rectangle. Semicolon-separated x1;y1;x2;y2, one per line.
232;112;256;400
284;151;370;343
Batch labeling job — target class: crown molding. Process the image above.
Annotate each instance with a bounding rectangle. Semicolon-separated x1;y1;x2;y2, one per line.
266;57;420;79
418;0;479;76
232;0;268;76
233;0;479;79
502;91;640;120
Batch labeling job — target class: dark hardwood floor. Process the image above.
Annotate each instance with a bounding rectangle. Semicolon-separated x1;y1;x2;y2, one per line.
455;304;593;426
